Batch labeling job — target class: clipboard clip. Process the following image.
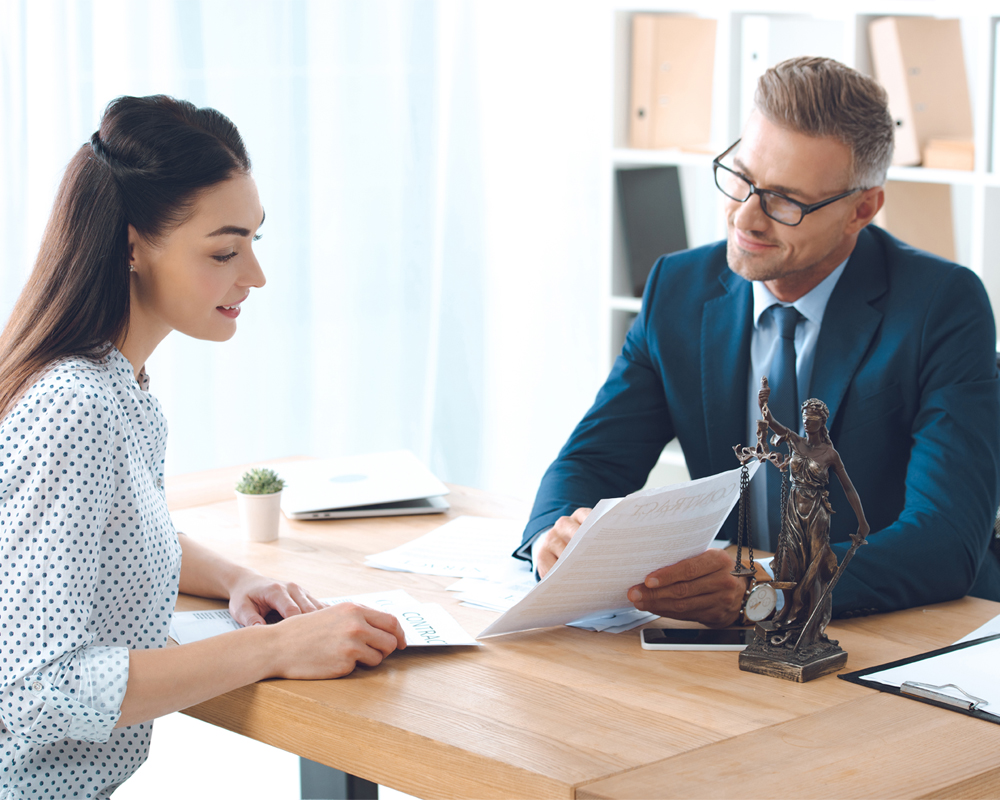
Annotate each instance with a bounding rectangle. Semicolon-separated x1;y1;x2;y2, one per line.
901;681;990;711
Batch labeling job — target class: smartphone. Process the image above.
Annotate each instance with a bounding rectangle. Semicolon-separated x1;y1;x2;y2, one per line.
640;627;754;651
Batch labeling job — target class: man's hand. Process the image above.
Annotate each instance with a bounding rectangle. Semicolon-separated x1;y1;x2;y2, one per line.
536;507;592;578
626;549;748;628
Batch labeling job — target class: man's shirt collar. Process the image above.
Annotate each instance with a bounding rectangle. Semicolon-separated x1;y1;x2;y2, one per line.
752;257;850;328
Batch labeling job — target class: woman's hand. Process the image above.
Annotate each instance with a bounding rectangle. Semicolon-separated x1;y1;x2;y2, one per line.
268;602;407;679
227;571;325;627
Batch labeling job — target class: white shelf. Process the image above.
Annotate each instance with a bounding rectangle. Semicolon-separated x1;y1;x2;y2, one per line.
885;166;983;186
610;295;643;312
612;148;718;167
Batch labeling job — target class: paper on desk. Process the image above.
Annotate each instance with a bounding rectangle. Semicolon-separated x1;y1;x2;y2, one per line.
859;636;1000;709
955;611;1000;644
448;559;536;612
365;516;525;578
567;608;658;633
170;608;243;642
169;589;479;647
477;463;757;638
451;567;655;632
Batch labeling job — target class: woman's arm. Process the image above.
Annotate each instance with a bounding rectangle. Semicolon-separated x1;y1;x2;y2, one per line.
116;534;407;728
177;533;322;625
117;601;406;728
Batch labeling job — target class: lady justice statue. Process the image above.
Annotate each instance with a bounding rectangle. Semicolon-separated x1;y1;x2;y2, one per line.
733;377;870;681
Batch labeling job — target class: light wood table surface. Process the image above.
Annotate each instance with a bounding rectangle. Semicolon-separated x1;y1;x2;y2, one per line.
168;461;1000;799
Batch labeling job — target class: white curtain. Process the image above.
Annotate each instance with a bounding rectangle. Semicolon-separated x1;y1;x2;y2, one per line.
0;0;607;500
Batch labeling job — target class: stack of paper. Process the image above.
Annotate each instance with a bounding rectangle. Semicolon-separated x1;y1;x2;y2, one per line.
568;609;659;633
365;516;525;578
443;557;658;632
169;589;478;647
447;559;537;612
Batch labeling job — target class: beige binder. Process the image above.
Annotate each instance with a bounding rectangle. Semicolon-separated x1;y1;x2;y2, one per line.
629;15;656;149
628;15;716;149
868;17;973;167
875;181;956;262
923;138;975;171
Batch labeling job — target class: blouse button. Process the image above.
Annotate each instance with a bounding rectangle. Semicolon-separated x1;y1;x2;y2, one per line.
156;477;163;489
31;681;43;692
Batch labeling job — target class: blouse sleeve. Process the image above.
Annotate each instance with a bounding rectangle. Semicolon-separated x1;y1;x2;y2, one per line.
0;381;128;745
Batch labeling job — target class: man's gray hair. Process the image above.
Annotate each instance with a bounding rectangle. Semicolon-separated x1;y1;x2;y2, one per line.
755;56;895;188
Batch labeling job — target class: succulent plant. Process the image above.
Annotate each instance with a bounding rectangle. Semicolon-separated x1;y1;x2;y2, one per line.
235;467;286;495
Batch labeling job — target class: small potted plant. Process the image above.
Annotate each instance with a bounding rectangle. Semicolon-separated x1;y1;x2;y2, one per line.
235;467;286;542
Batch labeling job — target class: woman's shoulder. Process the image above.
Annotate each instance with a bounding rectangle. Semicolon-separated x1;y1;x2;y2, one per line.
2;349;133;426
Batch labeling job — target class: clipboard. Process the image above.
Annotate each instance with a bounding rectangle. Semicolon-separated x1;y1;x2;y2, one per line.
839;633;1000;725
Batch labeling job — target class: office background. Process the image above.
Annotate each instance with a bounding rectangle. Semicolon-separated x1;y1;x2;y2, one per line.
0;0;610;508
3;1;996;798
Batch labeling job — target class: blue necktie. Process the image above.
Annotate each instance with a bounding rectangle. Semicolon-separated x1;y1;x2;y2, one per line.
766;305;801;550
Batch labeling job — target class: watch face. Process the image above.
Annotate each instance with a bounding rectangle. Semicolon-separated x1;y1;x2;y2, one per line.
745;583;777;622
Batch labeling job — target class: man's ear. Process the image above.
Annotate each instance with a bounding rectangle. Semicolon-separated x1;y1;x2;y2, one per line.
846;187;884;234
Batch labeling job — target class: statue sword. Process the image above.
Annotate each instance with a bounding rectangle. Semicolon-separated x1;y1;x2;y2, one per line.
791;533;867;653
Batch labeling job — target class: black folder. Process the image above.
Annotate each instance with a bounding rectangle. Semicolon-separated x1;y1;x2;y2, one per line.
616;166;688;297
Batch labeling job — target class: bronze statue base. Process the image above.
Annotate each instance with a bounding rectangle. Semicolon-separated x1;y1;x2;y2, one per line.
738;621;847;682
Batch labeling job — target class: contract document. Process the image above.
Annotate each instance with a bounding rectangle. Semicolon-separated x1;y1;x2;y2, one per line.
477;463;757;638
169;589;478;647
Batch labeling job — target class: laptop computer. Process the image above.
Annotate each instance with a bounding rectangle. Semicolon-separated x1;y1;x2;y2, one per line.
277;450;450;520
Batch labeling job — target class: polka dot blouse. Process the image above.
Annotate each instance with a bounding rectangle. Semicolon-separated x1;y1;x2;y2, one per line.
1;347;182;799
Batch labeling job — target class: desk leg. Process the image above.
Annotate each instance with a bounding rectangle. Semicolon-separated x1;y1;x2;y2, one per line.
300;758;379;800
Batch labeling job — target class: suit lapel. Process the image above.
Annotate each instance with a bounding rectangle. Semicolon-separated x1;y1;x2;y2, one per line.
702;266;753;473
809;227;888;427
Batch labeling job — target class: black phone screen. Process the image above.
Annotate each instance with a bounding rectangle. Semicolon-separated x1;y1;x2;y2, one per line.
641;627;754;649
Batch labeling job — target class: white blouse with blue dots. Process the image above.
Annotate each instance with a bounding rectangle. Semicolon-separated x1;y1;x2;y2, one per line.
1;347;182;799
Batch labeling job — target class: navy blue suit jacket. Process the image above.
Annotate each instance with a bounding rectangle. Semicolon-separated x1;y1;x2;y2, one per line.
523;226;1000;616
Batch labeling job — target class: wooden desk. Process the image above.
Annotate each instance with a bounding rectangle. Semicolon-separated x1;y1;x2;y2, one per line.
168;463;1000;799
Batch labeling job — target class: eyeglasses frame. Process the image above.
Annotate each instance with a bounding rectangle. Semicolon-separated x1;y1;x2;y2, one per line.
712;139;863;227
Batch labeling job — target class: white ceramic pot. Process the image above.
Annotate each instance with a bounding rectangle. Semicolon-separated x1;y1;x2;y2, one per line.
235;490;283;542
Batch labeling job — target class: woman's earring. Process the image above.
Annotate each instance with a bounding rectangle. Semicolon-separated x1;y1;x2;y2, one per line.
129;264;135;272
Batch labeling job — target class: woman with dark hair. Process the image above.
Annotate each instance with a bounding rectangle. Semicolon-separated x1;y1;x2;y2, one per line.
0;96;405;798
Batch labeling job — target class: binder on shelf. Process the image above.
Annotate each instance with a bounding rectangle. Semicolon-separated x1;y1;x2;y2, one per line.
868;16;973;167
616;166;688;297
629;14;656;150
923;138;975;171
839;633;1000;726
628;14;716;150
875;181;956;263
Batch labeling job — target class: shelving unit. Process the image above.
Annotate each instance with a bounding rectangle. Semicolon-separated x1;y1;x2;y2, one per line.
603;1;1000;487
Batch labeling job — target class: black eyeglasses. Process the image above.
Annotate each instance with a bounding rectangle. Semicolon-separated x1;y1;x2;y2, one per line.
712;139;862;227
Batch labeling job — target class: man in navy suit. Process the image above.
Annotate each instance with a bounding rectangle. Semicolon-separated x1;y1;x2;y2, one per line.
520;56;1000;625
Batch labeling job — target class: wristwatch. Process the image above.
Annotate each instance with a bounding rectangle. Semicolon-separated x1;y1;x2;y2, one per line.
739;579;777;625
